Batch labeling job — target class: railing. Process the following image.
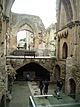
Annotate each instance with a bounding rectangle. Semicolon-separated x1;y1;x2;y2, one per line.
29;94;80;107
29;95;53;107
29;96;36;107
10;50;36;57
7;48;56;57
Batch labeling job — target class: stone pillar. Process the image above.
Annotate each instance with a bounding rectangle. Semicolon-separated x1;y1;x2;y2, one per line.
56;36;60;59
0;17;6;86
0;17;6;107
0;15;9;107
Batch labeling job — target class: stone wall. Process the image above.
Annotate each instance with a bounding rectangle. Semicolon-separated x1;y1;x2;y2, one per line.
6;58;55;73
0;0;10;104
56;0;80;96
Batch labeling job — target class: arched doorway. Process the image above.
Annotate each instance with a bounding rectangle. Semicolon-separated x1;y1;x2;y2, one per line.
16;62;50;81
54;65;61;81
69;78;76;98
62;42;68;59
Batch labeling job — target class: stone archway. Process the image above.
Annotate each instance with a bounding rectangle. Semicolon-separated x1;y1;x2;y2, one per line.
62;42;68;59
17;18;36;33
54;65;61;81
16;62;50;81
69;78;76;98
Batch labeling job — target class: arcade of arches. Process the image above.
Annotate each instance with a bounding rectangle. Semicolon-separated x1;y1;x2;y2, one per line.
0;0;80;106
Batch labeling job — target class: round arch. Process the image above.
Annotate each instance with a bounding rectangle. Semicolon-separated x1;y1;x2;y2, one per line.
62;42;68;59
16;62;50;81
69;78;76;98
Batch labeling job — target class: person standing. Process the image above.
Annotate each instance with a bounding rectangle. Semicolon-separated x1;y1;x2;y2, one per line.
26;73;32;81
39;80;43;95
43;80;49;98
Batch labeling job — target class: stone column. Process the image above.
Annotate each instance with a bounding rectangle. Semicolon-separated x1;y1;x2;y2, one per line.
0;16;6;107
73;25;78;58
1;15;9;106
56;35;60;59
0;16;6;87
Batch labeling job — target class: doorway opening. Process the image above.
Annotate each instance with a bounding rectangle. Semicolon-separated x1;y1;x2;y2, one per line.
69;78;76;99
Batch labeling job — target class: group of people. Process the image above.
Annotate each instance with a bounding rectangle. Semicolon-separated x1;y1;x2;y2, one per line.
39;79;63;98
39;80;49;98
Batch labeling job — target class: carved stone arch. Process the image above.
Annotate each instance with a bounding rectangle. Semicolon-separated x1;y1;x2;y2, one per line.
16;61;50;81
16;18;37;34
18;24;33;33
61;0;73;21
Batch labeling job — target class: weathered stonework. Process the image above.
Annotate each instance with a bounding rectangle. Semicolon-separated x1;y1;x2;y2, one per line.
0;1;9;104
1;0;80;104
56;0;80;97
45;23;56;56
6;57;55;74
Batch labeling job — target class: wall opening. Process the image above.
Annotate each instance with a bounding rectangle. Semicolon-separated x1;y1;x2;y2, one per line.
16;62;50;81
62;42;68;59
69;78;76;99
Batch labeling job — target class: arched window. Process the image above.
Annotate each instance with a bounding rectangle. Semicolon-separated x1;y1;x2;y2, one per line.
62;42;68;59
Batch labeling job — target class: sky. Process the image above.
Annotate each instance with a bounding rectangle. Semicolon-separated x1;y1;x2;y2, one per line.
17;30;26;41
11;0;56;28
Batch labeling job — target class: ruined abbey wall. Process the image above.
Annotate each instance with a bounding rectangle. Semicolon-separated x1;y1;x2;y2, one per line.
56;0;80;96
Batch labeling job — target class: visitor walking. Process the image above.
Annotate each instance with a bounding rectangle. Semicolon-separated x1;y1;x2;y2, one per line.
55;79;63;97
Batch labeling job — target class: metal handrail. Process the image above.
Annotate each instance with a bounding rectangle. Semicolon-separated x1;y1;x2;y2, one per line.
29;96;36;107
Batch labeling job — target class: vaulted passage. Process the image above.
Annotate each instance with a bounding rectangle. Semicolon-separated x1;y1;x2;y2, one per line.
16;62;50;81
